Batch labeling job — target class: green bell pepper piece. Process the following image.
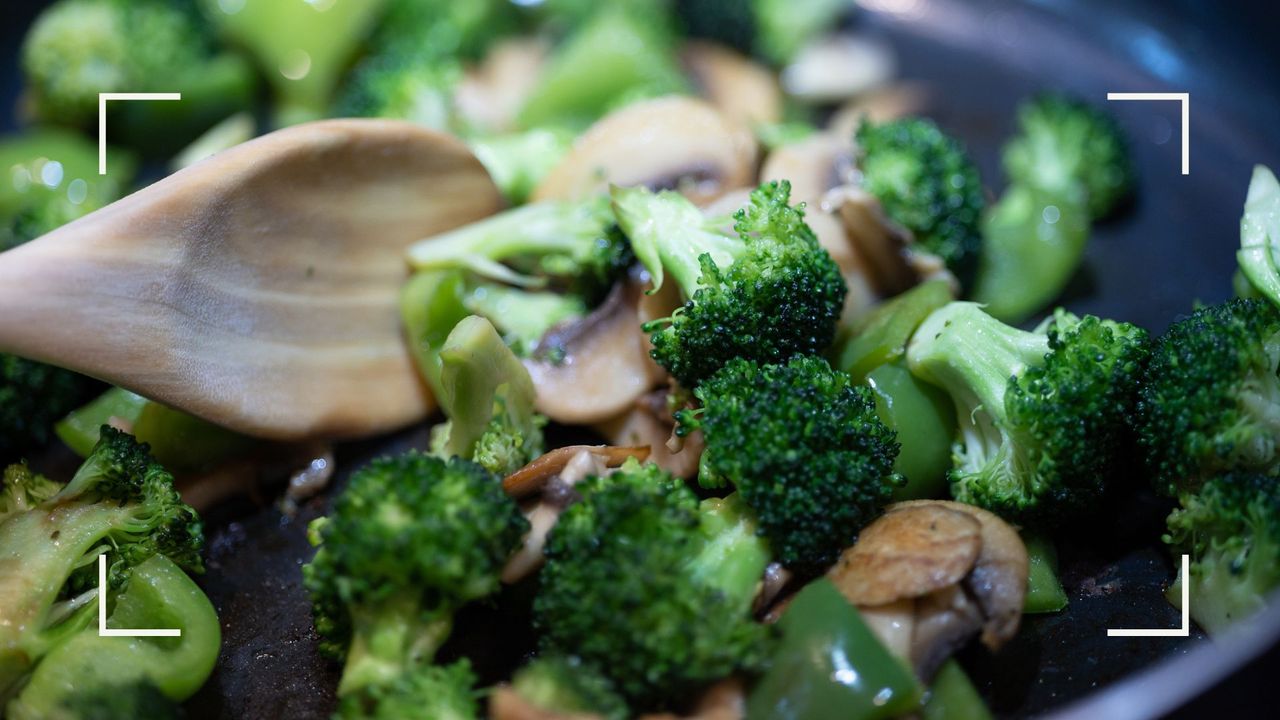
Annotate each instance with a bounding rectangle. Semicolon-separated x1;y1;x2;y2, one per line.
747;579;922;720
922;660;993;720
1023;532;1069;613
834;279;953;383
866;361;956;501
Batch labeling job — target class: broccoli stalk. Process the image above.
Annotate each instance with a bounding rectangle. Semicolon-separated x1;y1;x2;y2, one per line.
678;356;902;570
856;118;986;281
468;128;575;204
1236;165;1280;308
0;428;204;704
613;181;846;388
1164;472;1280;635
429;315;546;476
1136;298;1280;496
8;554;220;719
302;453;527;702
534;460;771;709
907;302;1148;523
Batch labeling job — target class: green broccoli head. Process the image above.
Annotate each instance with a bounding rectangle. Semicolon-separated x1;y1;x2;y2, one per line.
428;316;547;475
0;428;203;699
534;460;771;709
510;655;629;720
303;452;527;697
0;354;98;464
856;117;985;280
335;48;464;131
1165;472;1280;635
680;356;902;570
614;181;847;388
908;302;1148;524
1137;298;1280;496
407;197;634;307
0;463;61;524
335;659;479;720
1002;93;1134;220
53;679;182;720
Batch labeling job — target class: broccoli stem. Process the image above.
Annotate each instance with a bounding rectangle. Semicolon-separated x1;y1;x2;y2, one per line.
689;495;771;607
610;185;742;295
340;595;452;697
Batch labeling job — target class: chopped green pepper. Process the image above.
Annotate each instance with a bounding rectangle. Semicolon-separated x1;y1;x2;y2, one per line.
866;361;956;500
834;279;953;383
747;579;921;720
1023;532;1069;613
922;660;993;720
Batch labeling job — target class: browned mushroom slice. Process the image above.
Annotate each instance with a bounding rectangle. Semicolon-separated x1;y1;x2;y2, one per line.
594;406;704;480
681;41;782;127
827;83;930;139
533;97;758;206
638;678;746;720
892;500;1029;649
758;133;855;207
910;584;986;680
824;186;921;297
524;283;666;424
502;444;650;498
455;38;549;133
490;685;602;720
829;503;982;606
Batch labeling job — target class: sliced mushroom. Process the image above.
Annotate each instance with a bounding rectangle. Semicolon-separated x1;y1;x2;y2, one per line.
828;83;930;139
489;685;601;720
824;185;959;296
533;97;758;206
911;585;986;680
758;132;855;207
524;282;666;424
639;678;745;720
503;444;650;498
892;500;1029;648
828;500;1029;680
682;41;783;127
594;395;704;480
455;38;549;133
830;503;982;606
781;34;896;103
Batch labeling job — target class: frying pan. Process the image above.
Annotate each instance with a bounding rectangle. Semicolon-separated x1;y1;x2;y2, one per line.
3;0;1279;717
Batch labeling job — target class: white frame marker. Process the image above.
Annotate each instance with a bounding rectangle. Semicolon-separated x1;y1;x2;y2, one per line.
98;92;182;175
1106;92;1190;175
1107;554;1190;637
98;553;182;637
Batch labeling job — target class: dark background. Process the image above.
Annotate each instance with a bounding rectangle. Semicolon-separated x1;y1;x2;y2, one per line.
3;0;1279;718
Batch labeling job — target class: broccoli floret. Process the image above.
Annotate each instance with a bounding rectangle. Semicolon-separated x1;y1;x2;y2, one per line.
518;3;688;129
0;463;61;523
336;659;479;720
302;452;527;700
614;181;846;388
678;0;850;65
0;428;204;702
1236;165;1280;308
1136;298;1280;497
407;196;633;306
907;302;1148;524
856;117;986;281
534;460;771;709
335;49;464;131
427;316;547;476
22;0;254;147
509;656;629;720
1002;93;1134;221
0;354;99;464
678;356;902;570
1165;472;1280;635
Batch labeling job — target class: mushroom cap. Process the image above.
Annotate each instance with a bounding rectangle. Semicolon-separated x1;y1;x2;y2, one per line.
681;41;783;127
533;96;757;206
829;503;983;606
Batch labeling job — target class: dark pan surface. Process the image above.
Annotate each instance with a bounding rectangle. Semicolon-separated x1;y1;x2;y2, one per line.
4;0;1280;718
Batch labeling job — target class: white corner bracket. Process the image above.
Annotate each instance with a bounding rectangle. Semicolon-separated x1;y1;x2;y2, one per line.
1106;92;1190;175
1107;554;1190;637
98;92;182;175
98;553;182;637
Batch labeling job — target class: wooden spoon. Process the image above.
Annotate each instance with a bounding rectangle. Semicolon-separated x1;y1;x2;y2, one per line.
0;119;504;440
